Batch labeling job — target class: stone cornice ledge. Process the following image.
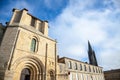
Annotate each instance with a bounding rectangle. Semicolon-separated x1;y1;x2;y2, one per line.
8;24;56;42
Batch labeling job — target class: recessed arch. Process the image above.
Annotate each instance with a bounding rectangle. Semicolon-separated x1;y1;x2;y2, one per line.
11;56;45;80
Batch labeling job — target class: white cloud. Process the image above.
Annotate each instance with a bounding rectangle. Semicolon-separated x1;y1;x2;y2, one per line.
13;1;34;12
44;0;65;10
112;0;120;8
49;0;120;70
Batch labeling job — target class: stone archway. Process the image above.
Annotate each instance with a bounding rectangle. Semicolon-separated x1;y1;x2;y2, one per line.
11;56;45;80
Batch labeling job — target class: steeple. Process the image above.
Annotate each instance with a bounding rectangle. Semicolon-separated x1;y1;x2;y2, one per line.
88;41;98;66
88;41;92;51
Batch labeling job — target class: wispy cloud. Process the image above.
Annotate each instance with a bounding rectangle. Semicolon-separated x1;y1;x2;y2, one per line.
111;0;120;9
44;0;67;10
50;0;120;70
0;0;119;70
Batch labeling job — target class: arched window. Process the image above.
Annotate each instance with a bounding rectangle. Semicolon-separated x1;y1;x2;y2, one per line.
96;68;98;73
84;65;87;71
93;67;95;72
68;61;72;69
100;69;102;73
98;68;100;73
31;38;36;52
89;66;91;72
80;64;82;71
74;63;77;70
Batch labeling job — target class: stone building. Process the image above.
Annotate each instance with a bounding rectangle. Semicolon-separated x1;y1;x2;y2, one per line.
104;69;120;80
0;8;57;80
57;42;105;80
0;8;105;80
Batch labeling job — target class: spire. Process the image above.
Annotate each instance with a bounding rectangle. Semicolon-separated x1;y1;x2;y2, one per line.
88;40;92;51
88;41;98;66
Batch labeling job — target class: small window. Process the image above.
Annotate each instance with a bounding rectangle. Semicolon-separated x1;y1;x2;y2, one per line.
68;61;72;69
80;64;82;71
89;66;91;72
74;63;77;70
39;23;43;32
30;38;36;52
93;67;95;72
100;69;102;73
98;68;100;73
31;17;36;27
96;68;98;73
84;65;87;71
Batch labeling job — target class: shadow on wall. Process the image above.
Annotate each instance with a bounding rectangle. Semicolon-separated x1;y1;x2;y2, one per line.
0;23;6;45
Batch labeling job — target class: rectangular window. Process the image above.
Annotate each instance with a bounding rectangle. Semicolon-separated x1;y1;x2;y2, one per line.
75;63;77;70
89;66;91;72
13;11;22;22
39;23;42;32
84;65;87;71
68;61;72;69
93;67;95;72
96;68;98;73
31;17;36;27
80;64;82;71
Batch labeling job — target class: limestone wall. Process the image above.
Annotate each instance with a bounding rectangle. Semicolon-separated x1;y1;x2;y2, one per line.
57;57;105;80
0;8;57;80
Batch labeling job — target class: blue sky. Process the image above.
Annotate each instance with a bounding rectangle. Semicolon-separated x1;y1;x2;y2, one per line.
0;0;120;70
0;0;68;22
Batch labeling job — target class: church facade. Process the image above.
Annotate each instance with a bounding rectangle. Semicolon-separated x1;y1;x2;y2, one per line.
0;8;104;80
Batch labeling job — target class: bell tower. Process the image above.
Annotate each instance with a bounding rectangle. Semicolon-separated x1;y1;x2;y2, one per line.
88;41;98;66
0;8;57;80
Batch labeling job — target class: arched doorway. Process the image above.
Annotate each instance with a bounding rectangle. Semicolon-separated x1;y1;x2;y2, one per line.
20;68;31;80
12;56;45;80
